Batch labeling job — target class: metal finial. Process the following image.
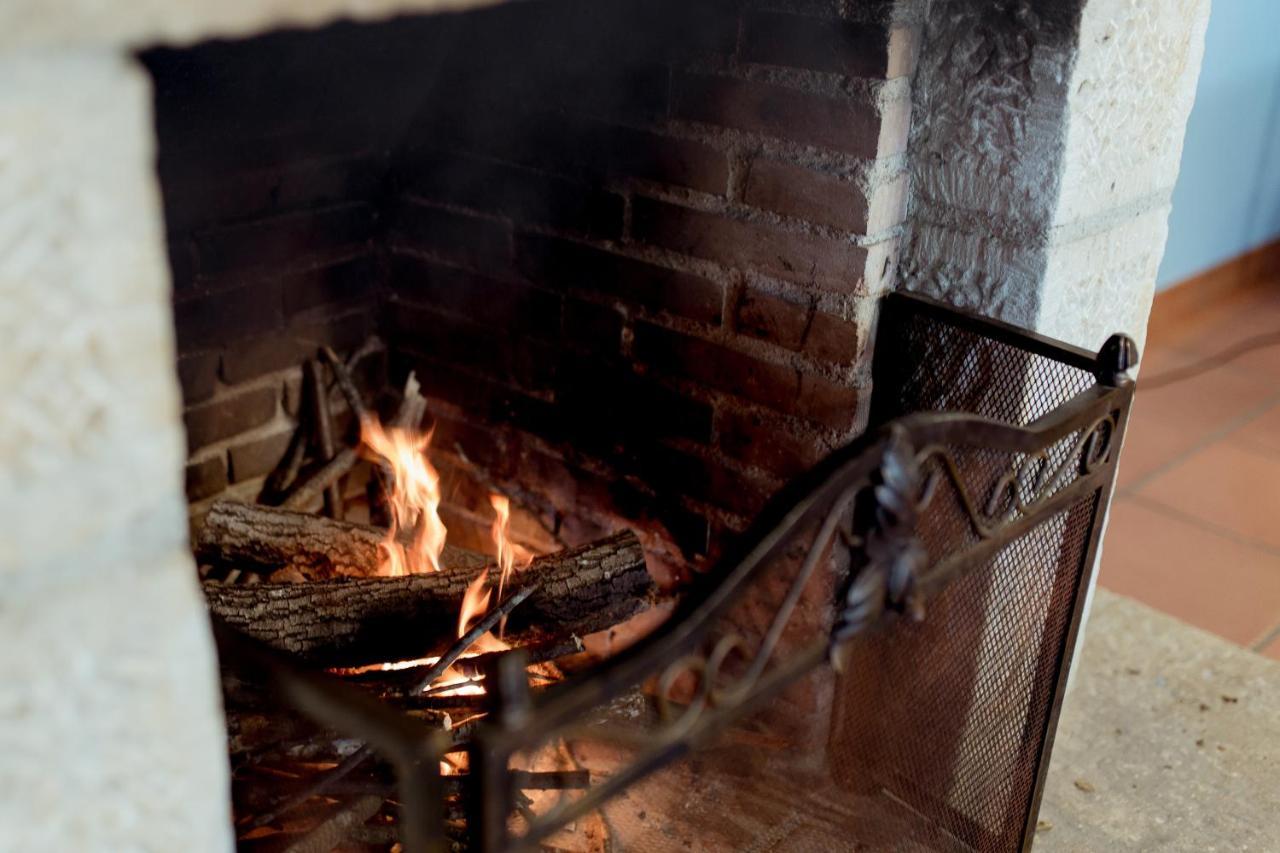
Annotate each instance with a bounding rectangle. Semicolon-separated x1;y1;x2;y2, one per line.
1095;333;1139;385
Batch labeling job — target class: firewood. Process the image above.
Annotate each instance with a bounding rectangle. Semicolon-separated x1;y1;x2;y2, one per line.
281;449;359;512
321;345;369;423
261;426;309;504
280;370;425;512
226;703;465;761
203;529;652;666
197;500;488;579
387;371;427;431
305;359;343;518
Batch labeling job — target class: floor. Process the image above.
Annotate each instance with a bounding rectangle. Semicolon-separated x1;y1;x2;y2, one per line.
1099;279;1280;661
1039;589;1279;851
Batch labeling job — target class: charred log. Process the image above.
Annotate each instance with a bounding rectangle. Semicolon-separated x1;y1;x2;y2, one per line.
197;500;423;578
203;530;652;665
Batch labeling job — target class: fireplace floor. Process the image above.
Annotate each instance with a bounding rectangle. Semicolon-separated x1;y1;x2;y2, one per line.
578;742;970;853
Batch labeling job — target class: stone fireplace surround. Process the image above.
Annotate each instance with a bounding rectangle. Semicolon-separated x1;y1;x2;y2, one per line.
0;0;1206;849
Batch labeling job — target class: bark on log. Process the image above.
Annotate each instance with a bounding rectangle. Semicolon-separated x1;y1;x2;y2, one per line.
204;530;652;666
281;449;358;512
196;500;487;579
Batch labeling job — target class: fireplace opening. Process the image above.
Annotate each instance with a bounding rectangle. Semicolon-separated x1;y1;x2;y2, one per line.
145;0;912;580
138;2;1129;851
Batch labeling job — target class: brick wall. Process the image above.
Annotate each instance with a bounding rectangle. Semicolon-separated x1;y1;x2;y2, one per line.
142;23;414;513
383;0;916;571
146;0;917;573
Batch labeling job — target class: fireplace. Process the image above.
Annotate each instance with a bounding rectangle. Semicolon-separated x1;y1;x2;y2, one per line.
142;9;1140;846
197;290;1137;852
0;0;1208;850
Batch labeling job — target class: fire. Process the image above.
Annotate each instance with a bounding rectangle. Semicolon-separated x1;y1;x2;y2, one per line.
359;417;448;576
489;494;533;637
458;569;492;637
355;405;536;706
458;568;511;656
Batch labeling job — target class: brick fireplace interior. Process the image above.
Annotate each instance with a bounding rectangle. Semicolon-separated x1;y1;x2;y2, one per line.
148;0;912;585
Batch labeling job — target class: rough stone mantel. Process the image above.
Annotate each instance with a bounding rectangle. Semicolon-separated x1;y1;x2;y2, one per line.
901;0;1210;354
1;0;498;51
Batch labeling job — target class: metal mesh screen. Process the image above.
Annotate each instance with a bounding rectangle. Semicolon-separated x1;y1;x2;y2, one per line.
829;495;1098;851
820;295;1105;850
509;490;1101;852
871;300;1096;428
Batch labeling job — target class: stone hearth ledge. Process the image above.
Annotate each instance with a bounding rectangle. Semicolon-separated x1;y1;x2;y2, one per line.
1040;589;1280;851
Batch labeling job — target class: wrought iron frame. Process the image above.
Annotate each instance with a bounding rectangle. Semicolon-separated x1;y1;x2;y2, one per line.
215;293;1137;853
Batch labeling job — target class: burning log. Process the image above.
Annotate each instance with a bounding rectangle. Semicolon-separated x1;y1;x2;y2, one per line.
203;529;652;666
196;500;462;579
407;585;537;694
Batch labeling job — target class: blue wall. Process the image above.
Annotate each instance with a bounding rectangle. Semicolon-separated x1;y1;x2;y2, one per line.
1157;0;1280;288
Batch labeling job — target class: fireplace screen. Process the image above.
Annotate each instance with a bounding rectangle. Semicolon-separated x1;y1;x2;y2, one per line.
212;293;1136;852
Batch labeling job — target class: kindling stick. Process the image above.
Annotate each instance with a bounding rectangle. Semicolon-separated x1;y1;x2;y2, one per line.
411;585;538;695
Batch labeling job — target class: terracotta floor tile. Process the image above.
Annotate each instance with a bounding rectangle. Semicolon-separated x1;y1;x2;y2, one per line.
1189;282;1280;340
1098;499;1280;646
1133;343;1196;376
1104;280;1280;652
1227;402;1280;458
1172;284;1280;383
1135;439;1280;552
1118;350;1276;492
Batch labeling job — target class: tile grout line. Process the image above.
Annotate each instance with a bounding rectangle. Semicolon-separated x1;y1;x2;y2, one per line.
1150;289;1280;387
1251;619;1280;655
1126;493;1280;560
1117;389;1280;499
1152;340;1279;387
1131;296;1280;655
1229;433;1280;461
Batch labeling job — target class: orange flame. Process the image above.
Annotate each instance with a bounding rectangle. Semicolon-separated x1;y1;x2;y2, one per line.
360;417;448;576
458;569;492;637
489;494;533;636
354;406;531;702
457;567;511;659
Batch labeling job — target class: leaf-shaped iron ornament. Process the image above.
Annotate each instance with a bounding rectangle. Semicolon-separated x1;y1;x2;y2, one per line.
832;428;929;657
